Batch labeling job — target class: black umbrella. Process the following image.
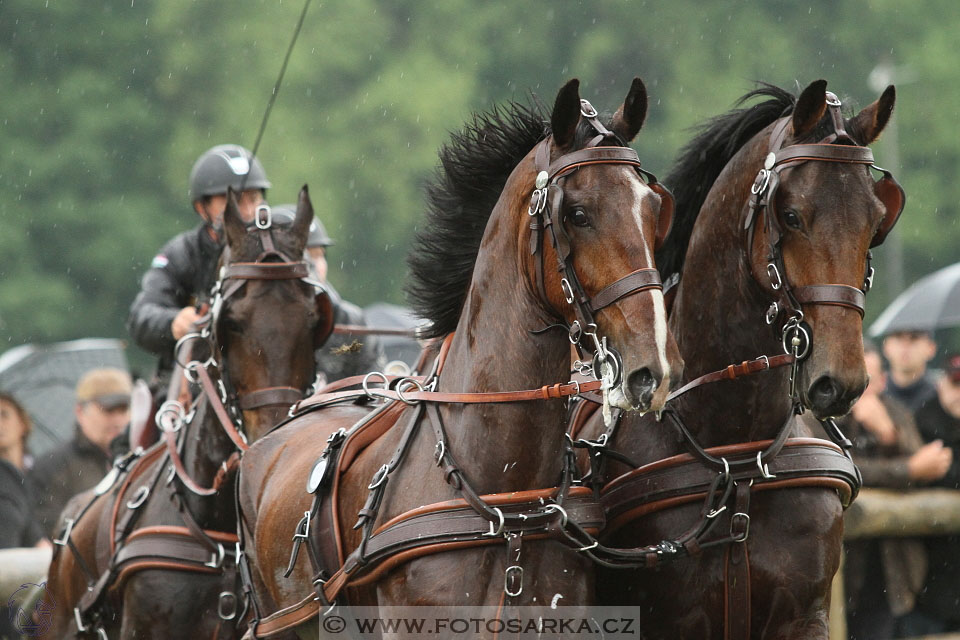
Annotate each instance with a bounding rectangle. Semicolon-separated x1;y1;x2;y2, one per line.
0;339;128;456
869;262;960;337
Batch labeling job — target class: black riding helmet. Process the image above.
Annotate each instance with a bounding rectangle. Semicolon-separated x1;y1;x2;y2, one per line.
271;203;335;248
189;144;272;203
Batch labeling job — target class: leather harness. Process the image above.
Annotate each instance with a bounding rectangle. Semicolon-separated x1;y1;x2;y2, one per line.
564;90;902;640
242;106;677;637
58;220;324;638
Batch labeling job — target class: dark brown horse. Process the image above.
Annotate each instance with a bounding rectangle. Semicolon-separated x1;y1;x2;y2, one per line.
579;80;902;638
236;78;682;637
42;187;331;639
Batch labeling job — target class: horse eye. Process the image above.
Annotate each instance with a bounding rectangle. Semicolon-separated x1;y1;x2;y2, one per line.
568;209;590;228
783;210;802;230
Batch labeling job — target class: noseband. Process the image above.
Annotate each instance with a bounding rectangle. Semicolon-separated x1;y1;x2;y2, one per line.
744;91;905;392
528;100;672;386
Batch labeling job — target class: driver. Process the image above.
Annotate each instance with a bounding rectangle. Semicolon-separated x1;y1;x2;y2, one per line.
127;144;273;395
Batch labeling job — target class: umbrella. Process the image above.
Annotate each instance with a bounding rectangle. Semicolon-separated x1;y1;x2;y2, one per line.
869;262;960;337
0;339;128;456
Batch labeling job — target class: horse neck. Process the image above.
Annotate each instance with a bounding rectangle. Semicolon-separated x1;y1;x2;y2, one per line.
438;198;571;494
671;130;794;445
179;398;238;528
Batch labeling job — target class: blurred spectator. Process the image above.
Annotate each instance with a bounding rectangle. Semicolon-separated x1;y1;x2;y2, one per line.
30;368;131;537
0;392;47;549
904;353;960;635
840;344;952;640
273;204;384;383
882;330;938;412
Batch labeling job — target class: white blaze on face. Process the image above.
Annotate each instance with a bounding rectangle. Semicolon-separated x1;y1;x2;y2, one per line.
615;179;672;405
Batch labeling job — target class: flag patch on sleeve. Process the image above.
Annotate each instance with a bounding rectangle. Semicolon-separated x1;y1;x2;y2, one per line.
151;254;169;269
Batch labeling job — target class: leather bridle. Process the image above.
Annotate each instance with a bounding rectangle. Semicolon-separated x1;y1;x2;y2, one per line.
744;91;905;395
528;99;674;387
159;208;333;494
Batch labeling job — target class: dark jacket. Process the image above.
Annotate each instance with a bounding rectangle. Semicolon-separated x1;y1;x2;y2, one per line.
128;222;381;389
886;374;938;414
0;459;45;548
839;394;928;617
29;427;111;537
127;223;223;379
913;396;960;624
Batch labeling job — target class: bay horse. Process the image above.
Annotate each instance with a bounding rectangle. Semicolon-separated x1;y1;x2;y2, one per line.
41;187;333;639
575;80;904;638
236;78;682;638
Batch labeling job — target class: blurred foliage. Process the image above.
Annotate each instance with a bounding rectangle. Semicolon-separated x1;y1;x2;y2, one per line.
1;0;959;369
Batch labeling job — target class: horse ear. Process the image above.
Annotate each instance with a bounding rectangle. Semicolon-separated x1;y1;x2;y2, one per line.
551;78;582;149
792;79;828;139
610;77;648;142
850;85;896;144
222;187;246;249
292;184;314;249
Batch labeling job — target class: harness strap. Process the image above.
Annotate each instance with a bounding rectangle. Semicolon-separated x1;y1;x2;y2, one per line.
589;268;662;313
248;488;604;638
293;378;603;413
600;438;859;535
791;284;865;316
195;365;249;451
724;482;752;640
221;262;309;280
666;354;795;403
237;387;303;410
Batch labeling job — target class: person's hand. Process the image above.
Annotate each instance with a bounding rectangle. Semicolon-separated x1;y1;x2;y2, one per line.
851;393;897;446
908;440;953;482
171;305;208;340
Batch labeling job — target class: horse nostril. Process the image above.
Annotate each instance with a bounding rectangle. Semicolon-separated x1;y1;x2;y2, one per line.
627;367;660;407
809;376;840;410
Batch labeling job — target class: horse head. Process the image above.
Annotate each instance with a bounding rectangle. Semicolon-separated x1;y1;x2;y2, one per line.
213;185;334;440
744;79;902;419
529;78;682;412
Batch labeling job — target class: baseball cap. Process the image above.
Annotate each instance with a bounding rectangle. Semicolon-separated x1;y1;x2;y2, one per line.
75;368;133;410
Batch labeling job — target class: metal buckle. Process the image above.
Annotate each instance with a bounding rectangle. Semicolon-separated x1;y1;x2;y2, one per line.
825;91;842;107
53;518;75;546
568;320;583;345
579;99;598;118
504;565;524;597
434;440;446;466
155;400;185;433
218;591;238;621
126;486;150;510
766;263;783;290
543;503;569;527
756;451;776;479
255;204;272;229
560;278;575;304
293;511;312;540
864;266;875;292
205;543;226;569
731;512;751;542
578;540;599;552
394;378;425;405
751;168;771;195
361;371;388;398
483;507;505;537
765;301;779;325
368;464;389;490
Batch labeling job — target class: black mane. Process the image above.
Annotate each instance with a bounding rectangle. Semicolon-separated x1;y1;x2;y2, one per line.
654;84;795;280
654;82;873;280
